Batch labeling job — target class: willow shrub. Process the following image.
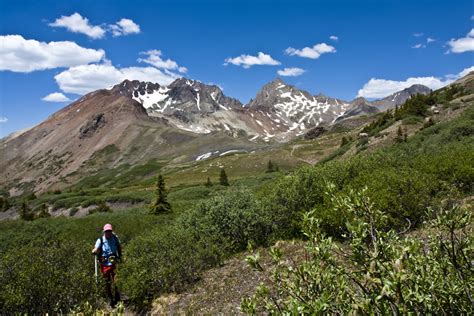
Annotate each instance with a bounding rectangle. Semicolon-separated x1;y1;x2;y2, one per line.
242;186;473;314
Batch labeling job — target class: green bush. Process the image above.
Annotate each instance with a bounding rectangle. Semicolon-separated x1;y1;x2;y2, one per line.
120;189;270;310
242;187;473;314
0;240;100;313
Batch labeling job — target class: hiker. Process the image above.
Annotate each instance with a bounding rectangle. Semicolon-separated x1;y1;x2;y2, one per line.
92;223;122;307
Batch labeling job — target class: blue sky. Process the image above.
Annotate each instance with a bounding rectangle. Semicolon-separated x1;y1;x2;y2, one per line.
1;0;473;137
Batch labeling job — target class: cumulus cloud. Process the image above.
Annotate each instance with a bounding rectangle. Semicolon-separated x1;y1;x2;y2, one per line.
110;18;141;36
277;67;306;77
458;66;474;77
49;13;141;38
413;32;424;37
0;35;105;72
224;52;280;68
285;43;336;59
426;37;436;43
54;63;180;95
412;43;425;49
49;13;106;39
0;117;7;123
329;35;338;41
357;66;474;98
447;29;474;53
137;50;187;73
42;92;71;102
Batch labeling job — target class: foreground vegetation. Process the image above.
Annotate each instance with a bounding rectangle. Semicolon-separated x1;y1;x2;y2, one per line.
0;86;473;313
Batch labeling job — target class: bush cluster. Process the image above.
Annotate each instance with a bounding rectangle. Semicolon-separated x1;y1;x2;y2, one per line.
242;187;473;314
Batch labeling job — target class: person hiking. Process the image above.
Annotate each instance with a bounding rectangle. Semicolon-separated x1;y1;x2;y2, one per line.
92;223;122;307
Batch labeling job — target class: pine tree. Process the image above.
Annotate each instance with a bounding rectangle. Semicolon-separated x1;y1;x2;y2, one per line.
205;176;212;187
395;126;405;143
219;169;229;186
37;203;50;218
340;136;349;147
20;202;34;221
149;174;171;214
266;160;275;173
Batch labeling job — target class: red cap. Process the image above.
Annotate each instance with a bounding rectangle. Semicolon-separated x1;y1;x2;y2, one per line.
103;223;113;231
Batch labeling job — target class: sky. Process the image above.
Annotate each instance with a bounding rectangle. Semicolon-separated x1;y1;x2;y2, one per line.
0;0;473;137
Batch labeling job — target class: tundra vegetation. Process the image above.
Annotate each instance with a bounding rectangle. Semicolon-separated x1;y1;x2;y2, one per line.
0;87;472;313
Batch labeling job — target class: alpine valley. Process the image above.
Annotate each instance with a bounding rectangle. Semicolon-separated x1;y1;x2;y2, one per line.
1;77;431;195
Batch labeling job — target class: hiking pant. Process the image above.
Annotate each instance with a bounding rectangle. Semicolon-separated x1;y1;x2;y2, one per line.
101;265;119;304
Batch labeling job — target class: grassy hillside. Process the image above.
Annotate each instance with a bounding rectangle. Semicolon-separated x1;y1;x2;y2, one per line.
0;78;472;313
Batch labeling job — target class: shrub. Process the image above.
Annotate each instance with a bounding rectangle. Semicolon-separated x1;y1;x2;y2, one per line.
242;188;473;314
88;200;111;214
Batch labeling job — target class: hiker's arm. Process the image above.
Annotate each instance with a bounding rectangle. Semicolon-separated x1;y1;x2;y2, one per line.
92;238;101;254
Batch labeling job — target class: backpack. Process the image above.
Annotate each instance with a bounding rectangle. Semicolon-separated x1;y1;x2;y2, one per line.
97;233;122;260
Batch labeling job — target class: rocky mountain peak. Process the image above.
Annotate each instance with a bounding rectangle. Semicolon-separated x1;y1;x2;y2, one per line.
110;80;162;98
372;84;431;111
403;84;431;95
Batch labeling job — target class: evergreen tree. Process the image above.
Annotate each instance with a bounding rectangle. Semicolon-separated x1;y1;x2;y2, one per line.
205;176;212;187
219;169;229;186
149;174;171;214
266;160;275;173
0;196;9;212
340;136;349;147
20;202;34;221
36;203;51;218
395;126;404;143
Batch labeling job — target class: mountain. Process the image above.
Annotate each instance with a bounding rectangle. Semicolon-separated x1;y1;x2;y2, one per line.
0;78;436;194
335;97;379;122
335;84;432;122
109;78;353;142
247;78;352;138
372;84;432;111
0;86;265;194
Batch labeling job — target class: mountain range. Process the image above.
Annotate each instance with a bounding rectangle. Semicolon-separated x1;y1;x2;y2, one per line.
0;77;431;194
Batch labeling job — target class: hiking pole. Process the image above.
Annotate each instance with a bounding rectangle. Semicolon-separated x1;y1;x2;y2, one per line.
95;254;98;284
94;226;102;284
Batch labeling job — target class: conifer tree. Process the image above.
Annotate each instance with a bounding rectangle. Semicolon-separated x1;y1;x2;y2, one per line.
149;174;171;214
219;169;229;186
205;176;212;187
395;126;403;143
340;136;349;147
20;202;34;221
266;160;275;173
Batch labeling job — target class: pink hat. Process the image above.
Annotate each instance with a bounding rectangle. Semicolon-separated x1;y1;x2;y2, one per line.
103;223;113;231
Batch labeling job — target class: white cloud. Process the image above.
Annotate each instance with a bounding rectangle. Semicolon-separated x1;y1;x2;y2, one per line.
285;43;336;59
412;43;425;49
426;37;436;43
357;66;474;98
110;18;141;36
0;117;7;123
447;29;474;53
413;32;424;37
54;63;180;95
137;50;187;73
458;66;474;77
0;35;105;72
277;67;306;77
224;52;280;68
329;35;338;41
49;13;140;38
42;92;71;102
49;13;105;39
471;15;474;20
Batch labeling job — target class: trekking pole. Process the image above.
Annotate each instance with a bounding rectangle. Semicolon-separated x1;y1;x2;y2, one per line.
94;254;98;283
94;226;102;284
